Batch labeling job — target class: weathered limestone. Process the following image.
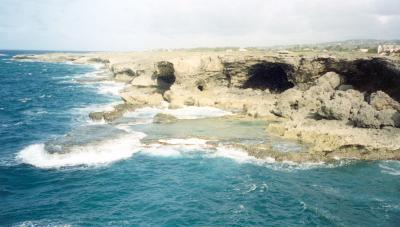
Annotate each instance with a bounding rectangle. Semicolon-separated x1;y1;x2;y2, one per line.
316;90;364;121
369;90;400;112
89;103;139;122
111;65;137;82
12;50;400;162
266;119;400;161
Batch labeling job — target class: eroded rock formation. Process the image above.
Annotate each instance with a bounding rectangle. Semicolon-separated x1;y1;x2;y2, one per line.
12;50;400;162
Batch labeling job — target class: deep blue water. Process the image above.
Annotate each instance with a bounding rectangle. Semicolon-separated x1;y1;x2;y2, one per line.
0;51;399;226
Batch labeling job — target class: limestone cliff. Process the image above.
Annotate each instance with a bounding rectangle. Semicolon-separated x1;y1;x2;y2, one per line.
13;50;400;162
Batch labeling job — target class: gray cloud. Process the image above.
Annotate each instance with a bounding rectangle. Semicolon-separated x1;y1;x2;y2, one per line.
0;0;399;50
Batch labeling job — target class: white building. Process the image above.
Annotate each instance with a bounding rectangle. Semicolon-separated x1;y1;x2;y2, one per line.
378;45;400;55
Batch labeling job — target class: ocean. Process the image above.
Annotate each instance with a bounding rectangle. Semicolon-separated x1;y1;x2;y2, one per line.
0;50;399;226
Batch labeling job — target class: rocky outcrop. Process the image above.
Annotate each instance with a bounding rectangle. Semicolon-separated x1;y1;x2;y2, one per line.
13;50;400;162
89;103;139;122
111;65;137;82
266;119;400;161
120;86;164;107
271;71;400;129
88;57;110;64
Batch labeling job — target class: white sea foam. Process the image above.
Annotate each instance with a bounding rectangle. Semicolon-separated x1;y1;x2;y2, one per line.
73;101;122;115
22;108;48;116
208;146;265;164
139;138;330;171
140;138;213;157
89;63;105;70
140;138;267;165
379;161;400;176
124;107;162;119
114;124;140;132
159;138;209;145
125;106;232;120
16;131;146;168
141;144;183;157
18;97;32;103
164;106;232;119
13;220;71;227
96;81;126;96
208;145;347;171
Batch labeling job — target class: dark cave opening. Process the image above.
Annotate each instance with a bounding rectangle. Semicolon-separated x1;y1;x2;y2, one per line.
243;62;294;93
195;79;206;92
336;58;400;101
197;85;204;91
154;61;176;93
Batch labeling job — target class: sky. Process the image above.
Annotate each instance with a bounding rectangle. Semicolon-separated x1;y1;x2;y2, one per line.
0;0;399;51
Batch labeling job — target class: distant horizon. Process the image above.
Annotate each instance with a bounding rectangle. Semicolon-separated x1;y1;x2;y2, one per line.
1;38;400;52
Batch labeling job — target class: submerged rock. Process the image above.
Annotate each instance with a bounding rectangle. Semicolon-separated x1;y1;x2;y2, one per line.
44;125;127;154
153;113;178;124
88;112;104;121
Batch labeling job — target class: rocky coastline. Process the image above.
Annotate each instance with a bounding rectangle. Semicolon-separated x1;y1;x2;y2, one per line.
13;50;400;163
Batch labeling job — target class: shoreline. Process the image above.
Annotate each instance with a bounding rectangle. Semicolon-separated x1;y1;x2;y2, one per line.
12;50;400;164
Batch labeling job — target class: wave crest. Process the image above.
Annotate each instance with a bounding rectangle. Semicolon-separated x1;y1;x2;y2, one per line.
16;131;146;169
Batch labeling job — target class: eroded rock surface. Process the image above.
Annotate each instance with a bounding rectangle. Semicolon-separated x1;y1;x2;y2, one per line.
13;50;400;162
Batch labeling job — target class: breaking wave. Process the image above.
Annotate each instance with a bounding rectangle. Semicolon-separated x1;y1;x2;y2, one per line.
96;81;126;96
17;131;146;169
139;138;339;171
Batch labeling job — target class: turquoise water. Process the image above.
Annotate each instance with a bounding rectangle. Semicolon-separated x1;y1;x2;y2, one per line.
0;51;399;226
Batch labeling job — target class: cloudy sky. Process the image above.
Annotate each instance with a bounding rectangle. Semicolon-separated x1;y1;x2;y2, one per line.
0;0;399;51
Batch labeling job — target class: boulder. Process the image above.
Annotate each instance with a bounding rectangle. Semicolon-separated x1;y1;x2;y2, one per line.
271;88;302;118
317;96;352;120
299;72;342;113
369;91;400;112
377;109;400;127
103;110;124;122
153;113;178;124
315;72;342;90
317;90;364;120
351;102;380;128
